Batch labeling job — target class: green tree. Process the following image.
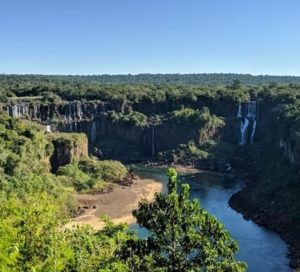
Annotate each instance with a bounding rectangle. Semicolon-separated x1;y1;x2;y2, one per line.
121;168;247;272
64;219;132;272
231;79;242;90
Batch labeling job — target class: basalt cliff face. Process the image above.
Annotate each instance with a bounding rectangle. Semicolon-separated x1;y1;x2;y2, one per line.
0;100;240;162
1;99;297;164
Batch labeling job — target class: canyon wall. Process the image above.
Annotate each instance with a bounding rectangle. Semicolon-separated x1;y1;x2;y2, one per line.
3;99;296;165
0;101;239;161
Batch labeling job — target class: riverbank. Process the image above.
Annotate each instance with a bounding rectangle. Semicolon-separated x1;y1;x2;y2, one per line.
229;180;300;270
66;178;163;230
143;161;235;176
145;162;298;270
136;164;292;271
160;159;300;270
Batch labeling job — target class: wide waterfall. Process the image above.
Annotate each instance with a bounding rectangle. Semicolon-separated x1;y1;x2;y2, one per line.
0;102;89;123
237;101;257;145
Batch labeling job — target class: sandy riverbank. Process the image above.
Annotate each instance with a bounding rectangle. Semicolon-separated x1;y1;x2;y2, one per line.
65;178;163;230
143;162;233;176
142;162;202;174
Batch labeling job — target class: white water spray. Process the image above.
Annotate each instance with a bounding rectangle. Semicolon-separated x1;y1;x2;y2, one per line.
91;122;96;143
240;118;249;145
46;125;51;133
237;104;242;118
77;104;83;120
250;119;256;144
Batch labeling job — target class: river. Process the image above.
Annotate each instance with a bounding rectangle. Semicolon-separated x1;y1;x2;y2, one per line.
130;166;292;272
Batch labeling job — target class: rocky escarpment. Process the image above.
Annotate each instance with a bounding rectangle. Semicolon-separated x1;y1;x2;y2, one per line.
47;132;88;172
0;100;240;161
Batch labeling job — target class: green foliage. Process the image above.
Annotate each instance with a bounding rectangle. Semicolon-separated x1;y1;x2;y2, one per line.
40;91;62;103
169;107;225;129
0;193;71;272
0;193;134;272
0;115;63;198
78;157;128;183
158;107;225;165
121;169;246;272
158;141;210;164
0;73;298;105
57;163;93;192
1;73;300;87
64;220;133;272
47;132;87;150
109;110;149;128
57;157;128;192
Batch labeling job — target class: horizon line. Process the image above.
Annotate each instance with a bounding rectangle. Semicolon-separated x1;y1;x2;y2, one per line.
1;72;300;77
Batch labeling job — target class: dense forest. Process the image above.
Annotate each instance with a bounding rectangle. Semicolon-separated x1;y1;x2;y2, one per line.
1;73;300;86
1;74;300;105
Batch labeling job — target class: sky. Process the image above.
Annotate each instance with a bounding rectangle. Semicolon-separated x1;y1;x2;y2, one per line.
0;0;300;76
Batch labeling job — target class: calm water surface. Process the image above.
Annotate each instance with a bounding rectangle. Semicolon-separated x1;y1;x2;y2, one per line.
130;165;292;272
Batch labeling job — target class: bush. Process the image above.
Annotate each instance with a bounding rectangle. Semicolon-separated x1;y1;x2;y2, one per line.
57;157;128;193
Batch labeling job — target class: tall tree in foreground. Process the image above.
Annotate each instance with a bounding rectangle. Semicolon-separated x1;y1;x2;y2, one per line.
121;168;247;272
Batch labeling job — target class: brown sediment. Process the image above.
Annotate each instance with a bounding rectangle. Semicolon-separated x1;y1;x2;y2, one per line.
143;162;202;174
65;178;163;230
144;162;234;177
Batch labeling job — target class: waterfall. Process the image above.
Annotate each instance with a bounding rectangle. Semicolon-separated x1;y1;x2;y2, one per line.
240;118;249;145
12;105;18;118
76;103;83;120
74;121;78;132
91;122;97;143
250;119;256;144
151;126;155;156
237;101;257;145
237;104;242;118
68;104;73;121
46;125;51;133
247;101;256;119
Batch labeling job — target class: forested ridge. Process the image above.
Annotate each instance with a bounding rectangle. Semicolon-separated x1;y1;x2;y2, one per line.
1;73;300;86
1;74;300;105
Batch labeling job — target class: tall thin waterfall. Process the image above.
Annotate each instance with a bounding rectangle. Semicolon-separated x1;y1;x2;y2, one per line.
250;120;256;144
237;104;242;118
76;103;83;120
237;101;257;145
68;104;73;121
240;118;249;145
151;126;155;156
91;122;96;143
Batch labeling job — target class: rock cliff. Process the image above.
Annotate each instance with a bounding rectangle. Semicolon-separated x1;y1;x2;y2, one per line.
47;132;88;172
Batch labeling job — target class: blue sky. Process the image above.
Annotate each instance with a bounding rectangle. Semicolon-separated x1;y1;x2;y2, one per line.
0;0;300;75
